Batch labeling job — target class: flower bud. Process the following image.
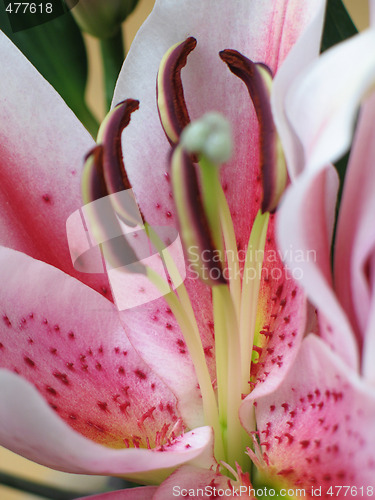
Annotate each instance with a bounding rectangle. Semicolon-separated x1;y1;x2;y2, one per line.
66;0;139;39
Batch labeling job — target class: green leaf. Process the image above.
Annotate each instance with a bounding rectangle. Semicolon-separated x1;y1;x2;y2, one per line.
321;0;358;53
0;2;98;136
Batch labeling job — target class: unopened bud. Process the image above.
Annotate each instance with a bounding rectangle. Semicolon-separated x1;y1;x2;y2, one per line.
66;0;139;39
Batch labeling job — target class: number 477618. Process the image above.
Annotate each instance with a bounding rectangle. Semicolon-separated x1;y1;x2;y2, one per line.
6;3;53;14
326;486;374;496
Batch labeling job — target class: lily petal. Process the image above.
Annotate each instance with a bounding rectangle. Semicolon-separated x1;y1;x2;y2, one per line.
118;279;215;430
277;166;359;370
271;0;326;178
363;252;375;383
254;335;375;488
285;28;375;173
152;465;237;500
250;221;307;394
0;247;217;472
334;93;375;348
0;369;213;476
0;31;109;297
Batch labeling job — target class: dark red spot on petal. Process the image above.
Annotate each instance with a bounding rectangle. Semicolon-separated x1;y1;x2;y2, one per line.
120;402;130;413
98;401;109;412
135;369;147;380
3;315;11;327
24;356;35;368
42;194;52;204
53;371;69;385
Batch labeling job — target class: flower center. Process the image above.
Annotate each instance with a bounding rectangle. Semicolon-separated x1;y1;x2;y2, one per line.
81;37;288;475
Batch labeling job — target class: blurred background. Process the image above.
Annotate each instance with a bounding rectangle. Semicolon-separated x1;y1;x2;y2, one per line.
0;0;369;498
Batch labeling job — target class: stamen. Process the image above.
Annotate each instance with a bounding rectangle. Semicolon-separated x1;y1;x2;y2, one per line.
81;146;145;274
246;432;270;471
170;144;227;286
220;461;240;482
81;145;108;205
213;285;244;468
180;113;233;265
220;50;287;213
97;99;142;227
157;37;197;144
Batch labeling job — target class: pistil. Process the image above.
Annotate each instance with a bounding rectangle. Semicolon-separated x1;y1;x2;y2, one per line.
174;112;248;468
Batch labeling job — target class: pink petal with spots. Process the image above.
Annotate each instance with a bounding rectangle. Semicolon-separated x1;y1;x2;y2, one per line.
0;32;109;297
0;247;177;450
249;216;307;397
119;275;215;429
334;94;375;351
240;269;306;432
78;487;158;500
277;166;359;370
0;247;213;473
254;335;375;491
153;465;242;500
0;370;213;475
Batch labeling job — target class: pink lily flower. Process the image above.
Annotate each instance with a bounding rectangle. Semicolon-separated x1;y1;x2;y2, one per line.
0;30;212;479
263;1;375;492
0;0;334;496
